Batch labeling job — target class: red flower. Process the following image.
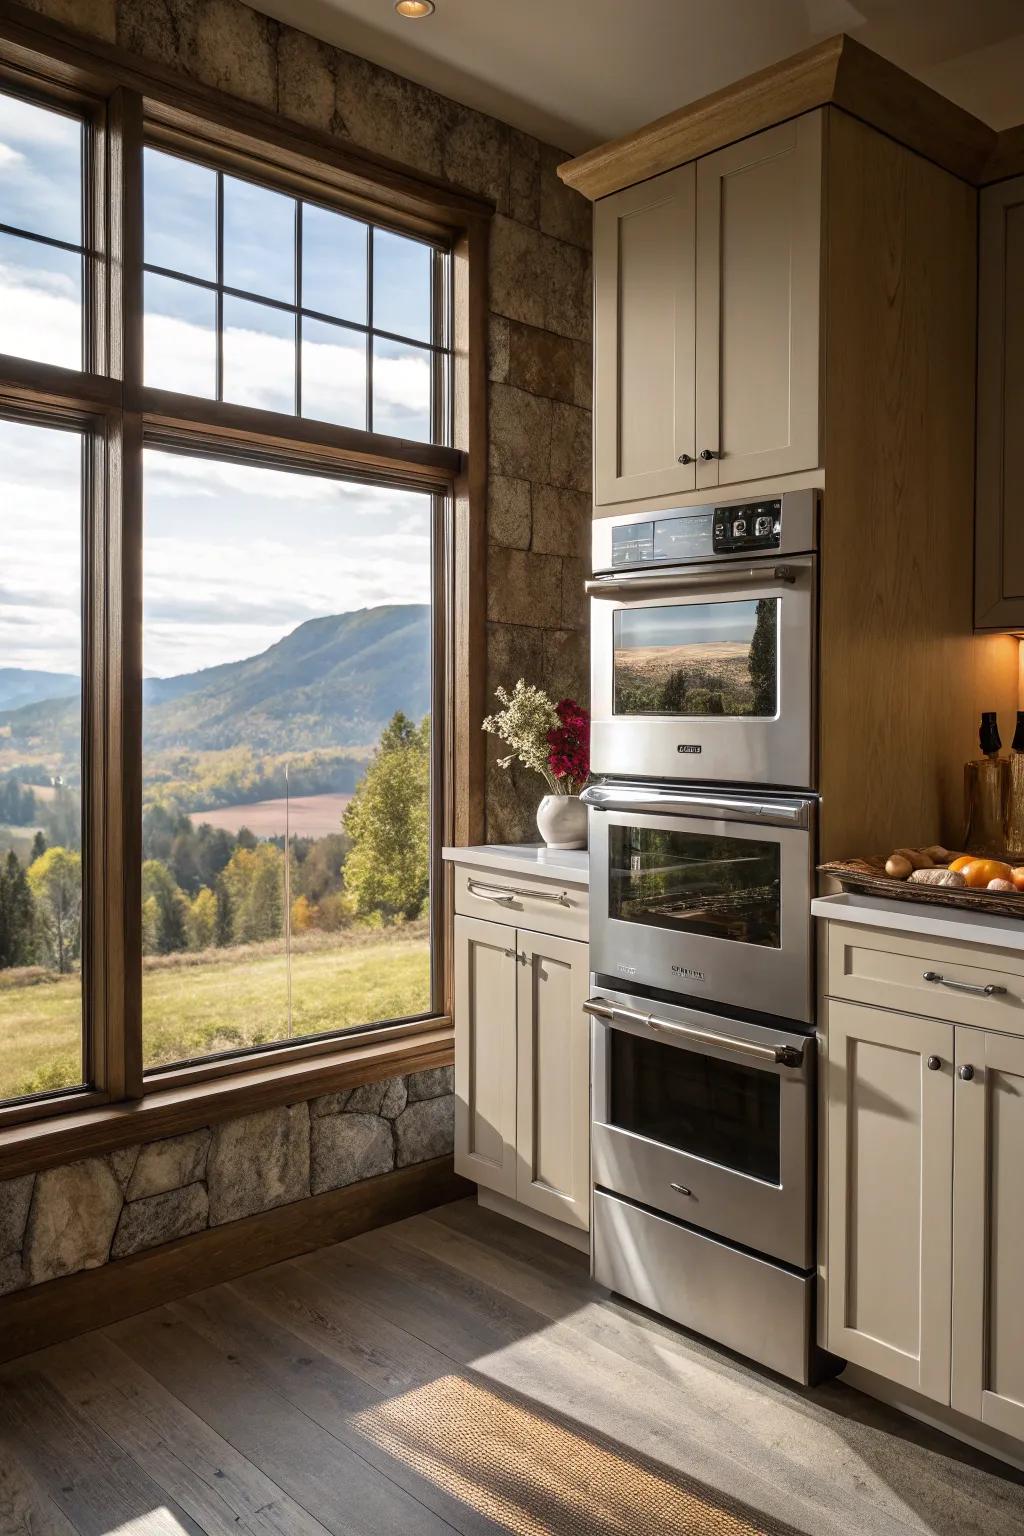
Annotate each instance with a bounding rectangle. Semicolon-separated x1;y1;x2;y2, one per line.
546;698;590;789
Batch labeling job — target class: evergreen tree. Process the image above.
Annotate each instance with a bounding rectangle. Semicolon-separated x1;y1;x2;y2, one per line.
748;599;777;717
0;850;35;968
30;830;47;862
344;712;430;923
141;859;188;953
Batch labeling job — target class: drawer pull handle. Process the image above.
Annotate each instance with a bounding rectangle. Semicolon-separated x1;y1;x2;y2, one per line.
959;1064;975;1082
467;878;571;908
922;970;1006;998
669;1182;693;1197
927;1055;942;1071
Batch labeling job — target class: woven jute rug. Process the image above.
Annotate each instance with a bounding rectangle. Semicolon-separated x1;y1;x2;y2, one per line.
354;1372;802;1536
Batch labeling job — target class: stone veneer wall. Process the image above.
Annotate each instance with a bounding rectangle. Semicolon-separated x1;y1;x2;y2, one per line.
23;0;594;843
0;1066;453;1295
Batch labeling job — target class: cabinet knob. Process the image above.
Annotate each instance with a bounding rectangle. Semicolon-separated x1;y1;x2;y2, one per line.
700;448;719;461
927;1055;942;1071
677;453;692;464
959;1064;975;1082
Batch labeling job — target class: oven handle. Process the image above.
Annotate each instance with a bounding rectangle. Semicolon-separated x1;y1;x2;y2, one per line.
583;996;805;1069
585;565;798;599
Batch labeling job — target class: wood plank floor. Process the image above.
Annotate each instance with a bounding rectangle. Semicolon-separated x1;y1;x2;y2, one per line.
0;1197;1022;1536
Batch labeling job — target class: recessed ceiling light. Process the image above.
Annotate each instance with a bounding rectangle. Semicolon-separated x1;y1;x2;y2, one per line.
395;0;435;16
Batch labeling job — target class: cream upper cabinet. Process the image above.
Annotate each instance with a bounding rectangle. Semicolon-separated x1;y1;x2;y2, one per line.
976;176;1024;629
594;164;697;504
824;998;953;1403
695;113;821;490
593;113;821;506
952;1028;1024;1439
454;914;519;1198
515;930;590;1231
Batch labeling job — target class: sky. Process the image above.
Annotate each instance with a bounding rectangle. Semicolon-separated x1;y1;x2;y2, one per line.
616;600;766;650
0;96;435;685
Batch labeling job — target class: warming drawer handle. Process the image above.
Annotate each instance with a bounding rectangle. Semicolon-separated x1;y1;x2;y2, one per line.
584;565;797;599
466;877;571;908
923;970;1006;998
582;997;803;1068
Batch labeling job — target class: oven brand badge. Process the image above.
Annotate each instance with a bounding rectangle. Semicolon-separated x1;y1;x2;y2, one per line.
615;963;637;976
672;964;705;982
677;744;702;754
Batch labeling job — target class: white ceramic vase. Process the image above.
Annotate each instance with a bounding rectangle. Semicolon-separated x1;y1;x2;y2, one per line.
536;793;587;850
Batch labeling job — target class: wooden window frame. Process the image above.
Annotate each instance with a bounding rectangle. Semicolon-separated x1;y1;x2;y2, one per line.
0;2;489;1157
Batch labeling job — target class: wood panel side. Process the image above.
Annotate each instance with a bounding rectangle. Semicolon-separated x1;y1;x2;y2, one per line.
0;1156;471;1365
819;109;1017;862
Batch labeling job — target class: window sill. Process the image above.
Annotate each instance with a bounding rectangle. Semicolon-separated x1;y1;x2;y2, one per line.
0;1022;454;1179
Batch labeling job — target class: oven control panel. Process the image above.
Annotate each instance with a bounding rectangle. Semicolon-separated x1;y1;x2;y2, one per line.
712;499;782;554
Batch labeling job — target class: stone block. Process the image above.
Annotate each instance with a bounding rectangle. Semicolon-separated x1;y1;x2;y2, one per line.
544;241;591;343
334;50;445;179
24;1158;122;1284
442;105;509;213
489;217;547;329
572;339;593;410
342;1081;388;1116
407;1066;454;1102
116;0;199;73
539;144;592;249
489;384;553;482
485;749;540;845
487;548;563;629
549;401;591;493
111;1184;209;1260
380;1077;408;1119
21;0;116;42
311;1113;394;1195
109;1146;140;1192
488;315;510;385
488;475;531;551
531;483;590;558
561;556;589;630
509;131;541;227
312;1090;352;1117
485;621;545;695
0;1252;26;1298
0;1174;34;1258
278;27;338;134
394;1096;455;1167
507;321;575;405
542;629;589;704
207;1103;310;1225
127;1129;211;1201
193;0;278;111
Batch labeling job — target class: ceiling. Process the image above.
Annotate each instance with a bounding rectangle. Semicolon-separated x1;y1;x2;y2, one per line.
248;0;1024;154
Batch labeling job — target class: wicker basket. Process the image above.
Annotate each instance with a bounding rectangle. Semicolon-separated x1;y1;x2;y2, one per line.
818;855;1024;920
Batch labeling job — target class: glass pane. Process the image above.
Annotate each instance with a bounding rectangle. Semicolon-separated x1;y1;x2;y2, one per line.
141;452;433;1071
302;203;366;324
302;317;366;430
609;825;781;947
613;599;778;717
373;227;431;343
609;1031;781;1183
373;336;431;442
223;174;295;303
223;295;295;415
143;147;216;282
0;231;80;368
0;419;84;1101
144;272;216;397
0;92;81;246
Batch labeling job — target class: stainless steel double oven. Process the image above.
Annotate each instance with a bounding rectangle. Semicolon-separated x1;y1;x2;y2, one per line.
584;489;825;1383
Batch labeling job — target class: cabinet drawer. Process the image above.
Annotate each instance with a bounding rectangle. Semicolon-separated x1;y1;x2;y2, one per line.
827;922;1024;1033
452;864;588;941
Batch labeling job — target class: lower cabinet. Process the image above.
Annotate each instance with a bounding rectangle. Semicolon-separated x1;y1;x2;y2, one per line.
454;913;590;1233
824;990;1024;1433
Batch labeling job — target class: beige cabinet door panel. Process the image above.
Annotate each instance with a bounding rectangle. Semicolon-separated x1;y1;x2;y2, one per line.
976;176;1024;628
695;112;821;490
594;164;696;504
454;915;518;1198
515;931;590;1230
825;1000;953;1402
952;1027;1024;1438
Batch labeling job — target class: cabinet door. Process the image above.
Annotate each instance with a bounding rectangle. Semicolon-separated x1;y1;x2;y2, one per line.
824;1000;953;1402
515;931;590;1230
952;1028;1024;1438
454;915;518;1198
695;112;821;490
594;164;696;504
976;177;1024;628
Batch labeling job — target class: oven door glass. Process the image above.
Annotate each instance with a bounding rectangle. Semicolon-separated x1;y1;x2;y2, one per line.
609;824;781;947
608;1029;781;1183
612;598;777;718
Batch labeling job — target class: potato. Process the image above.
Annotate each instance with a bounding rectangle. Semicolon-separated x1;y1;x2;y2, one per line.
988;878;1015;892
908;868;966;888
894;847;934;870
923;844;953;863
885;854;913;880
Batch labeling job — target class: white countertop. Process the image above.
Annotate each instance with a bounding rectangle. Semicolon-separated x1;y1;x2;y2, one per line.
442;843;589;886
812;891;1024;953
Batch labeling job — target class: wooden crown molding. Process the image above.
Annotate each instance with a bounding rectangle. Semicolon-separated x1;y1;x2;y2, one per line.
558;32;1008;200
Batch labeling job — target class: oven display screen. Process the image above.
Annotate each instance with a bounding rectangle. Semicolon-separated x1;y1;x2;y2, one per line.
609;826;781;948
612;598;778;717
609;1031;781;1183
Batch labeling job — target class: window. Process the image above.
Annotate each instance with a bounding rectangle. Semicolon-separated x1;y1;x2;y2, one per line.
0;92;84;369
0;44;483;1127
143;148;450;443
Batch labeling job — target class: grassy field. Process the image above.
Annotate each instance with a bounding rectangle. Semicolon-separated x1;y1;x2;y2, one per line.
0;924;430;1099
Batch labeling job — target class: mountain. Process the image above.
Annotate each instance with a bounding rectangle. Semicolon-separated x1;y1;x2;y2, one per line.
0;604;431;760
0;668;79;712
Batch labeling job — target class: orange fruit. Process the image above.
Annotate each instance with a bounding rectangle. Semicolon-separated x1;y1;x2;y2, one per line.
948;855;975;873
1011;867;1024;892
961;858;1013;889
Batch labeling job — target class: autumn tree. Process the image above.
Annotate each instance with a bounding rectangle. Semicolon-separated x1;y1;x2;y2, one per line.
344;712;429;923
187;886;217;951
28;846;82;973
141;859;188;953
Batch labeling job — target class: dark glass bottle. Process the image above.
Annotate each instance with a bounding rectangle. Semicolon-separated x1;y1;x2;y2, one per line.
964;712;1008;856
1006;714;1024;859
